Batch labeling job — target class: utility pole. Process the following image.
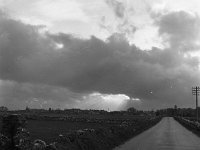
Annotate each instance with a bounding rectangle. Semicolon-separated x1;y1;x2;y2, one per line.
192;86;200;122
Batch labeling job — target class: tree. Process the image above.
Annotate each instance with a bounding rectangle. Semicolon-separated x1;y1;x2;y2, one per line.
0;106;8;111
127;107;137;113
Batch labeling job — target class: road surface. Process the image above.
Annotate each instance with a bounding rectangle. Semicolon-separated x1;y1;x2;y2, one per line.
114;117;200;150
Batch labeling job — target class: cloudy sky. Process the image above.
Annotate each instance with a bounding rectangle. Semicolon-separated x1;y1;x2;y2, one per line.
0;0;200;111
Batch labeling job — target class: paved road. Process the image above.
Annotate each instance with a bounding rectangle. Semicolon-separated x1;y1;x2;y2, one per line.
114;117;200;150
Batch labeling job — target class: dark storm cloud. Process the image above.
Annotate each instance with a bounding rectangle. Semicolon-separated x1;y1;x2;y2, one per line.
0;80;81;109
0;10;200;109
105;0;125;18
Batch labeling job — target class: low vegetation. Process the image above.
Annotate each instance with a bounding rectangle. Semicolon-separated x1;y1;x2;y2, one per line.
0;110;162;150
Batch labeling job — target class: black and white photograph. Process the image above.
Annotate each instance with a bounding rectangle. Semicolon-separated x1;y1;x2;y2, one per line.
0;0;200;149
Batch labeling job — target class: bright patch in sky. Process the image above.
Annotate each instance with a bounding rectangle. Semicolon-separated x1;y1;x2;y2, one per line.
1;0;200;49
35;0;88;22
55;43;64;49
79;93;140;111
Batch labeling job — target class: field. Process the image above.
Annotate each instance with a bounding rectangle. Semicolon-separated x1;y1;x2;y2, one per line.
27;120;110;143
0;111;162;150
0;111;149;143
26;114;147;143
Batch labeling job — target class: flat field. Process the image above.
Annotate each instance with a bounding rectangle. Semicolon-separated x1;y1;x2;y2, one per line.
27;120;109;143
0;112;149;144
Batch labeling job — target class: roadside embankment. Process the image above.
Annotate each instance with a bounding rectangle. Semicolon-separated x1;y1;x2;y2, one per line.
174;116;200;136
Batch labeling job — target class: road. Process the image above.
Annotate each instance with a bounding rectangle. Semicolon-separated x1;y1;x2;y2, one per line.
114;117;200;150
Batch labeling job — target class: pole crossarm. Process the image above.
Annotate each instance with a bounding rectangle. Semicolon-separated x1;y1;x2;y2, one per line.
192;87;200;95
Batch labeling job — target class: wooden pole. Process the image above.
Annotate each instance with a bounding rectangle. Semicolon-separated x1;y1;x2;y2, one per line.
196;87;198;122
192;86;199;122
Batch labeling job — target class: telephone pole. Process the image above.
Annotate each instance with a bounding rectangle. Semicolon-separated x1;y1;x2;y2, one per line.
192;86;200;122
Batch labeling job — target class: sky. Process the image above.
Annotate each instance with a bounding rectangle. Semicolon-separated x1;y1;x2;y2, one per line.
1;0;200;111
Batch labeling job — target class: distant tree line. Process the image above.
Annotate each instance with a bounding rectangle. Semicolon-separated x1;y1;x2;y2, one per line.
155;106;200;118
